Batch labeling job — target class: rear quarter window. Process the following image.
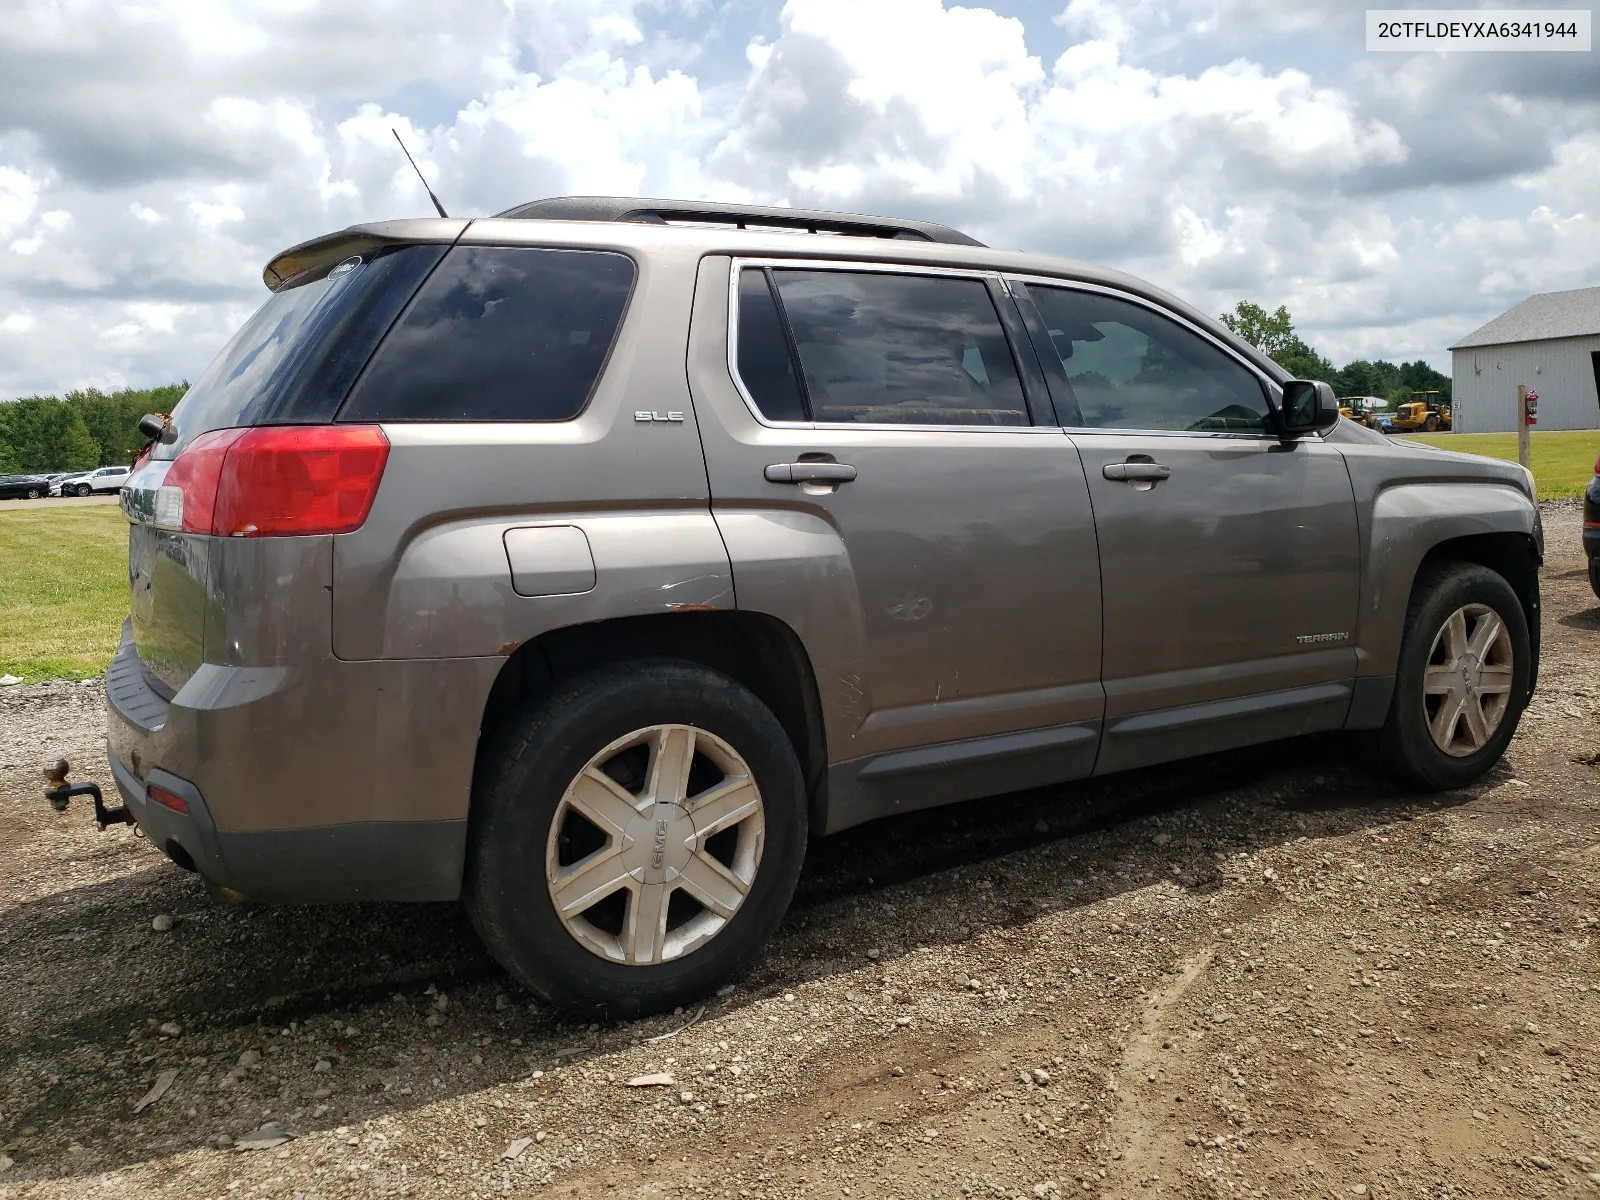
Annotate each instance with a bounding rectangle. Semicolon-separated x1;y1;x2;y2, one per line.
156;245;447;458
339;246;635;422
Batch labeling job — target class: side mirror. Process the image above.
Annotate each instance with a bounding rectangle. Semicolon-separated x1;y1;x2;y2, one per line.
137;413;177;444
1279;380;1339;436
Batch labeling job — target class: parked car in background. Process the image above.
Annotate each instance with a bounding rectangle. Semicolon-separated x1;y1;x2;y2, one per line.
0;474;51;500
101;196;1543;1018
50;466;132;496
1586;451;1599;600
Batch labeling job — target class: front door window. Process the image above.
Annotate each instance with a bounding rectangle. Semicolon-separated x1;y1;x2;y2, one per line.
1028;287;1271;434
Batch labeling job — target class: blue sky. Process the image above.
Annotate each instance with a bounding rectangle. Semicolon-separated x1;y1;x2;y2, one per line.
0;0;1595;395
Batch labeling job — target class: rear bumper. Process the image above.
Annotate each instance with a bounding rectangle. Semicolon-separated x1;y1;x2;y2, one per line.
106;748;466;900
104;618;493;902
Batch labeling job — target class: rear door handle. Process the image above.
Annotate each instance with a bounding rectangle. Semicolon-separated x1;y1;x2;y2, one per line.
765;462;858;484
1102;462;1171;482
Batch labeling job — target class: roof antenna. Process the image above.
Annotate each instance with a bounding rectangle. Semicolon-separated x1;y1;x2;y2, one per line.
391;128;449;219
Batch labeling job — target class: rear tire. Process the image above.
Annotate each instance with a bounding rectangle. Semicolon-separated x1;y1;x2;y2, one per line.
1590;556;1600;602
1423;414;1439;432
466;659;808;1018
1373;562;1530;790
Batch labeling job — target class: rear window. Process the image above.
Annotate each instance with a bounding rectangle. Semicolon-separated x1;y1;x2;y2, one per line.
157;245;446;459
339;246;635;423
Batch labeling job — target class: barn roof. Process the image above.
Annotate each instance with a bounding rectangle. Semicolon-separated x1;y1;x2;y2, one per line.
1451;285;1600;350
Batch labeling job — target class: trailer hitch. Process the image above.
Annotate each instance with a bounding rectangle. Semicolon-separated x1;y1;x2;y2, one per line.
44;759;134;831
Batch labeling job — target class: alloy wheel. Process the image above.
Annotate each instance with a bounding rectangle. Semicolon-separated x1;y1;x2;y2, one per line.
545;724;765;965
1422;602;1514;756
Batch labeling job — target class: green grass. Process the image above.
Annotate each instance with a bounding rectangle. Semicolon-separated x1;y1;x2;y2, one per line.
0;506;128;683
1398;429;1600;500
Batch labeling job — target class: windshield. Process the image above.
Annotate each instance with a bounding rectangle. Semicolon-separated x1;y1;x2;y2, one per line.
156;265;359;459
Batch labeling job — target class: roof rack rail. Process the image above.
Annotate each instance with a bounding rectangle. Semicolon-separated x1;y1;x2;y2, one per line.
494;195;985;248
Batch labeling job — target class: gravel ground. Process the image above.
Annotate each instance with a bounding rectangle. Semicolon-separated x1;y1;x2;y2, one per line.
1;502;1596;1200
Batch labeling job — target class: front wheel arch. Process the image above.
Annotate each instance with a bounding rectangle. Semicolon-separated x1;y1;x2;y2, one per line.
1410;532;1540;700
1372;561;1531;789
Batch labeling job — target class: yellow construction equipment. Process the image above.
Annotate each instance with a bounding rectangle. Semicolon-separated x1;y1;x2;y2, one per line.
1336;396;1393;429
1389;391;1452;433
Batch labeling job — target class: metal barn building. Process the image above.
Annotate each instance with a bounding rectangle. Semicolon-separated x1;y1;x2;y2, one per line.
1450;285;1600;432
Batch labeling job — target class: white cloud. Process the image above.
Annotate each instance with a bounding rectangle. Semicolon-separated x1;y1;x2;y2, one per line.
0;0;1596;395
0;167;42;249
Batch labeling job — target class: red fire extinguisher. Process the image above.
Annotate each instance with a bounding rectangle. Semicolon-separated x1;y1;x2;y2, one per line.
1525;389;1538;427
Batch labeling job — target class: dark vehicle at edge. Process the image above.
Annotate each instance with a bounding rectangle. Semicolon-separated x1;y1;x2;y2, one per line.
0;474;50;500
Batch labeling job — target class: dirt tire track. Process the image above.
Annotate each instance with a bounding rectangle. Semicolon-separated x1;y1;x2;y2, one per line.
1105;948;1216;1196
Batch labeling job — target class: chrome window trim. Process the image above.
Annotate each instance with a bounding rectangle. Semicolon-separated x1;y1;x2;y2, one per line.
1003;273;1319;443
725;256;1050;435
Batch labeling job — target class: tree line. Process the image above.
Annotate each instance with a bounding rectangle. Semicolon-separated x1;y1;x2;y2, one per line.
1219;302;1451;404
0;384;187;475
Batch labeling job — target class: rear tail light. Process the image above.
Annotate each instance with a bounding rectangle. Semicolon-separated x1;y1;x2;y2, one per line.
156;425;389;537
157;428;246;532
147;785;189;815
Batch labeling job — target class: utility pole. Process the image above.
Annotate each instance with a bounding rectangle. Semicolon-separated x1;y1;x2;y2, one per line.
1516;383;1531;472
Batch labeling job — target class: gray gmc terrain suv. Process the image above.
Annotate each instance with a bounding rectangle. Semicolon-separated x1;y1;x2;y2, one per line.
104;197;1542;1016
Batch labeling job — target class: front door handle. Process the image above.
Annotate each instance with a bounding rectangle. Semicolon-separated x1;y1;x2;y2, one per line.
1102;461;1171;482
765;462;858;484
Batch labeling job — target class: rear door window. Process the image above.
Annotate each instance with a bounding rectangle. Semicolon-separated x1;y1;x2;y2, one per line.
735;269;807;422
340;246;635;423
740;268;1028;427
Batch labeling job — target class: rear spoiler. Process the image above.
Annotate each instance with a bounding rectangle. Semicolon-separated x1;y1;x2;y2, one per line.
262;219;469;290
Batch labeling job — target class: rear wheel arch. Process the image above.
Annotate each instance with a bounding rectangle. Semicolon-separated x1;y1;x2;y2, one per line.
477;610;829;827
466;657;809;1016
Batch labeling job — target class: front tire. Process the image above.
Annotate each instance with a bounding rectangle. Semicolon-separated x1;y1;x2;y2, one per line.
25;488;40;499
1374;562;1530;790
466;659;808;1018
75;484;91;497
